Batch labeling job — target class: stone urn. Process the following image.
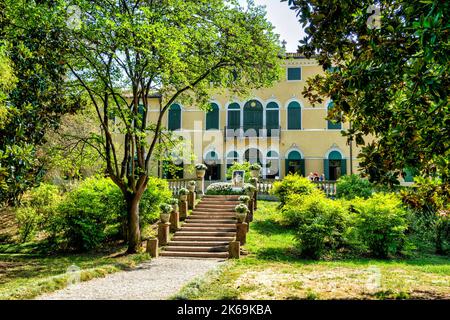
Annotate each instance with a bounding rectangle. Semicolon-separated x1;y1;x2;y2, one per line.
195;164;207;178
160;213;171;223
179;194;188;201
250;169;260;178
235;203;248;223
235;211;247;223
187;181;196;192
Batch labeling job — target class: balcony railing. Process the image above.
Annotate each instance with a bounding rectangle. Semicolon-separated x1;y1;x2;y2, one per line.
224;126;281;140
257;179;337;198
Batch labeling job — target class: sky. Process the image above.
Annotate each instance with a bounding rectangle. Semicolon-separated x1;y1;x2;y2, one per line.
238;0;306;53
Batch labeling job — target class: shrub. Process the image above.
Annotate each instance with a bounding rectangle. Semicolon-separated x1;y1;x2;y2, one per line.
178;188;189;195
249;163;262;170
234;203;248;213
281;189;327;227
15;183;62;242
195;163;207;170
284;193;354;258
139;177;172;225
270;174;316;206
335;174;373;200
238;195;250;203
353;193;410;258
54;177;125;251
436;210;450;254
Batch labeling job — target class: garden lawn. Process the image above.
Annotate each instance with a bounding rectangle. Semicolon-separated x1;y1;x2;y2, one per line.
0;244;149;300
174;201;450;300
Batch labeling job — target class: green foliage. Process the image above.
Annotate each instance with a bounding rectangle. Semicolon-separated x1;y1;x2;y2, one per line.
139;177;172;225
226;162;251;182
352;193;410;258
159;203;172;214
234;203;248;213
270;174;317;206
205;182;253;195
336;174;373;200
286;0;450;186
15;183;62;242
284;192;354;258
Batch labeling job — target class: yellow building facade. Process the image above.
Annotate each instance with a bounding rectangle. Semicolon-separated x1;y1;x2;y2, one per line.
145;54;364;181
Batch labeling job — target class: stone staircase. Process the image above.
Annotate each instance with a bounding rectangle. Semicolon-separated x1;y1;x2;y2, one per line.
160;195;240;258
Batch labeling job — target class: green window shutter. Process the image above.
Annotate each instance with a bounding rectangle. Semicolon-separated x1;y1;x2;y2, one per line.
287;67;302;80
300;159;305;177
227;110;240;129
243;100;263;132
168;104;181;130
324;159;329;180
341;159;347;176
266;110;279;129
285;159;290;176
206;103;219;130
287;102;301;130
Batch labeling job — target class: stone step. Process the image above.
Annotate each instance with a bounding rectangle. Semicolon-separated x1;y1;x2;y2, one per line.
168;241;230;246
199;200;240;204
187;214;236;219
196;204;237;208
202;195;241;199
160;251;229;259
180;226;236;232
184;219;237;224
164;246;228;252
182;223;237;228
192;209;236;213
172;235;235;242
175;231;236;237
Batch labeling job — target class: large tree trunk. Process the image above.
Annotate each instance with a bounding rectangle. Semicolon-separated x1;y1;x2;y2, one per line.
126;193;141;253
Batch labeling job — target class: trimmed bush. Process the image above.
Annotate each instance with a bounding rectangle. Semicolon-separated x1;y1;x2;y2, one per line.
353;193;410;258
15;183;62;242
284;192;355;259
139;177;172;225
54;177;124;251
270;174;316;206
335;174;373;200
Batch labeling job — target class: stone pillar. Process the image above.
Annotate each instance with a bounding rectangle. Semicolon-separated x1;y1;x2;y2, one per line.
248;200;254;222
253;190;257;210
236;222;248;245
199;178;205;195
158;222;170;246
188;191;196;210
179;200;188;220
170;208;180;232
228;241;240;259
146;238;158;258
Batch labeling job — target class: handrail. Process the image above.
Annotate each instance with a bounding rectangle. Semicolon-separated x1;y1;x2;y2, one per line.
224;126;281;140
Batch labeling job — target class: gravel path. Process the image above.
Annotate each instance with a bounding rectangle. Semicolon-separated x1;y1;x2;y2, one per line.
37;257;224;300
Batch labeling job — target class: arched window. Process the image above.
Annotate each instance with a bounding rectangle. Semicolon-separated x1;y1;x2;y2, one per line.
324;150;346;180
327;101;342;130
168;104;181;131
265;150;279;179
206;103;219;130
285;150;305;177
287;101;301;130
204;151;221;181
226;151;239;169
243;100;263;135
266;102;279;137
227;103;240;130
244;148;263;165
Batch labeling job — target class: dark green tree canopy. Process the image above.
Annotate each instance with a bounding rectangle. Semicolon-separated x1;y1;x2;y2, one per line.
285;0;449;186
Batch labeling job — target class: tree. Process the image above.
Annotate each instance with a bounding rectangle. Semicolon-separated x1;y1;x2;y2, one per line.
66;0;282;252
0;1;81;204
285;0;449;186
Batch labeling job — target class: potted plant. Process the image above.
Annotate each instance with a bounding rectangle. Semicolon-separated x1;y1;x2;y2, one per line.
178;188;189;201
159;203;172;223
238;195;250;204
249;163;261;178
168;198;179;212
195;163;207;178
187;180;196;192
243;183;256;197
234;203;248;223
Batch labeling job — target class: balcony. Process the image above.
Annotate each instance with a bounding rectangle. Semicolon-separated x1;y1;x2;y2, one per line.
224;126;281;141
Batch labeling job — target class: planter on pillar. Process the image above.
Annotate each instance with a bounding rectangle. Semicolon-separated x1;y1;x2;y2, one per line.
188;191;196;210
195;164;207;195
157;222;170;246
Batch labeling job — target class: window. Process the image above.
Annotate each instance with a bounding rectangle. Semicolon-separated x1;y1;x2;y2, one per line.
226;151;239;169
287;101;301;130
327;101;342;130
287;67;302;81
265;150;279;179
204;151;221;181
243;100;263;134
168;104;181;131
324;150;346;180
285;150;305;177
206;103;219;130
227;103;240;129
266;102;279;137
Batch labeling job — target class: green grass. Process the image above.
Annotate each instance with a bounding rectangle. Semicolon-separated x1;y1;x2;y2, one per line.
175;201;450;300
0;244;150;300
